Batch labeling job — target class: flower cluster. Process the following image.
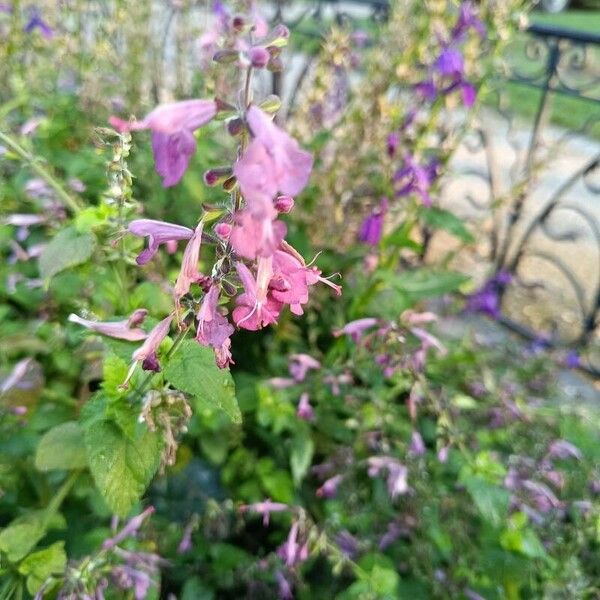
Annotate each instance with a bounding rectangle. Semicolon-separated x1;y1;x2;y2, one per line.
358;1;486;245
72;9;340;378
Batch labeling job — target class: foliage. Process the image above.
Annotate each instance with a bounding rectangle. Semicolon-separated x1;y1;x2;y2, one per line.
1;1;598;599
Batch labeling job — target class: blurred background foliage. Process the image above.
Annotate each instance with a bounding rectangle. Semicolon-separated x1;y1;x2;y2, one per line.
1;0;600;598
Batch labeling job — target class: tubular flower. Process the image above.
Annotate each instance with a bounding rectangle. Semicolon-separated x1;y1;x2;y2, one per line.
196;285;235;358
234;105;313;202
122;315;174;387
233;258;282;330
174;222;204;303
68;310;148;342
127;219;194;265
110;99;218;187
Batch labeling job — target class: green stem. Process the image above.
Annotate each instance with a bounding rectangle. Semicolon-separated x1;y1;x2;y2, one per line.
0;130;83;215
45;470;81;523
133;327;189;401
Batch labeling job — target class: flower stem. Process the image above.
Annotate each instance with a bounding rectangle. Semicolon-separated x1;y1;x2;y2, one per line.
0;129;83;214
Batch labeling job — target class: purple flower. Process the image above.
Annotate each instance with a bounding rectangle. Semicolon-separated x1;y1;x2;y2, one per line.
409;431;426;456
548;440;582;461
276;571;293;600
196;285;235;362
127;219;194;265
435;48;465;78
173;222;204;302
415;80;437;102
367;457;409;499
110;99;218;187
359;198;388;246
465;271;511;319
288;353;321;382
333;318;378;343
316;474;343;499
452;2;486;41
103;507;155;551
335;531;359;558
386;133;400;158
297;392;315;421
394;156;439;206
23;8;53;39
564;350;581;369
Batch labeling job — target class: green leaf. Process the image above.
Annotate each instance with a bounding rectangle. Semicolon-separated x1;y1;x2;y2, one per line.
290;432;314;486
84;418;163;516
418;206;474;242
35;421;87;471
0;513;47;562
463;476;510;528
378;268;469;300
102;353;129;399
38;226;95;280
164;340;241;424
18;541;66;595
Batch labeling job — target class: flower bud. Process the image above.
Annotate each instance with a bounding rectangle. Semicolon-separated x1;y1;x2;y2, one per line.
213;49;239;64
227;118;244;137
267;56;283;73
204;166;233;186
267;24;289;48
221;280;238;297
223;176;237;191
248;46;270;68
259;95;282;114
274;195;294;213
232;15;245;31
215;222;232;239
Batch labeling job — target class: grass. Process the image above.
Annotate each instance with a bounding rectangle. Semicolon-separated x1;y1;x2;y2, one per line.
493;9;600;138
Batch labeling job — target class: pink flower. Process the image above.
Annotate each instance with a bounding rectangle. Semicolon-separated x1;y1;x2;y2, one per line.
367;457;409;499
233;258;282;331
288;354;321;382
296;392;314;421
230;200;286;259
277;521;309;567
333;318;378;342
122;315;174;387
196;285;235;359
234;106;313;202
239;499;289;527
127;219;194;265
68;310;148;342
103;507;155;551
110;99;217;187
174;222;204;303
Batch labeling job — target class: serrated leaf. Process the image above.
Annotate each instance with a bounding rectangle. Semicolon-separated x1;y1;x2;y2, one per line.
419;206;474;242
35;421;87;471
38;226;94;280
102;353;129;399
0;513;47;562
164;340;241;424
463;476;510;528
84;418;163;516
18;541;66;594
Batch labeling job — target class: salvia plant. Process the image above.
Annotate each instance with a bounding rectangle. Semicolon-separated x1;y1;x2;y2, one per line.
1;1;599;599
